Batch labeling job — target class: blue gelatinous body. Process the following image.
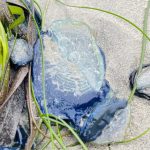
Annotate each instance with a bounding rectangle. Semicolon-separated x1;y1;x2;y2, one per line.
0;147;19;150
32;20;127;142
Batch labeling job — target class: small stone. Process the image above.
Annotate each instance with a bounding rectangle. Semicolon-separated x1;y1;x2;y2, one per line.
9;39;33;66
130;64;150;100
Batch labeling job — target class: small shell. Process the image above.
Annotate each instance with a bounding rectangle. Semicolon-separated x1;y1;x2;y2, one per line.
129;64;150;100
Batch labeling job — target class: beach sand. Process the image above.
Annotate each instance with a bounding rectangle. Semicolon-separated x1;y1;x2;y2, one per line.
36;0;150;149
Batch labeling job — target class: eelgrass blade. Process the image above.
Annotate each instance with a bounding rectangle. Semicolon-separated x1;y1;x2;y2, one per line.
0;21;9;80
42;0;51;29
0;31;17;90
0;21;10;104
42;114;88;150
116;128;150;144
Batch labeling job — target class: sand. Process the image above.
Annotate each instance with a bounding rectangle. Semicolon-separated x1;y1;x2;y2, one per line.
36;0;150;149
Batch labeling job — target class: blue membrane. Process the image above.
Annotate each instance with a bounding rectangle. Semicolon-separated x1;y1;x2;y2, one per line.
0;148;19;150
32;20;127;142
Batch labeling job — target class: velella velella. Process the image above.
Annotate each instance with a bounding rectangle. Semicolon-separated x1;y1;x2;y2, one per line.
32;19;127;142
130;64;150;100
